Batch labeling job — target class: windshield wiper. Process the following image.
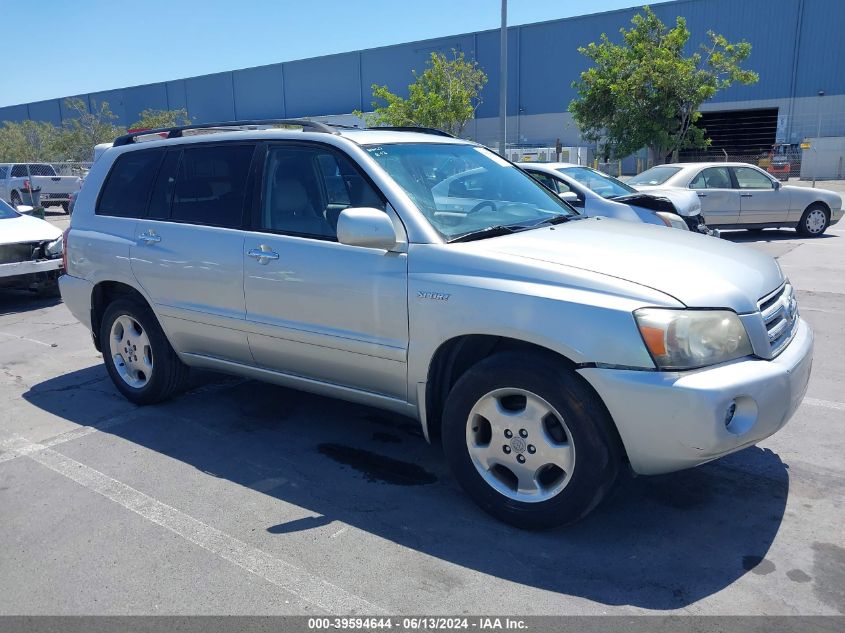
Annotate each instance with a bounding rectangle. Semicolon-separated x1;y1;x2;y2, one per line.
449;214;575;243
449;225;521;243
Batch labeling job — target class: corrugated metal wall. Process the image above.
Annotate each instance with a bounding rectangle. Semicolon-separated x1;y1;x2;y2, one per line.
1;0;842;129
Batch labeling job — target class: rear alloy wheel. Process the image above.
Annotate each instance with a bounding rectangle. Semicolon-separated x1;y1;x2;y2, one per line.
101;298;189;405
797;204;829;237
442;351;622;529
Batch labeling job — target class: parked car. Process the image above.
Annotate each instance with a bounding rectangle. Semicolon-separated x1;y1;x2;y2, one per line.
0;198;63;293
521;162;716;235
60;121;813;528
627;162;843;236
0;163;82;214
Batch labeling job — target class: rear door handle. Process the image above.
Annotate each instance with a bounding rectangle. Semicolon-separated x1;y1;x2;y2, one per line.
696;193;707;198
248;247;280;263
138;232;161;244
740;193;753;198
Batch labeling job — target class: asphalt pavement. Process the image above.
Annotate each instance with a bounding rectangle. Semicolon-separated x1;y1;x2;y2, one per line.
0;201;843;616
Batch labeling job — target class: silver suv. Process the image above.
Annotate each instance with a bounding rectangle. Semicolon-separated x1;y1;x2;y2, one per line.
60;120;813;528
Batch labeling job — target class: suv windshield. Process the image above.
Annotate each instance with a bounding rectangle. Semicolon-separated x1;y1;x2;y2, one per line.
558;166;636;198
365;143;576;240
0;199;19;219
627;166;681;186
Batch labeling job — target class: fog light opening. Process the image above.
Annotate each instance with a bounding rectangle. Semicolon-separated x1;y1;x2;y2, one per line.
724;402;737;428
724;396;758;436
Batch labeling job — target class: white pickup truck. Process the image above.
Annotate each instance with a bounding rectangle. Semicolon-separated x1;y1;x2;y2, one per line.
0;163;82;213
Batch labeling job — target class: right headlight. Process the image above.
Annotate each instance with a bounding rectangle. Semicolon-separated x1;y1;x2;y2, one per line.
655;211;689;230
634;308;753;370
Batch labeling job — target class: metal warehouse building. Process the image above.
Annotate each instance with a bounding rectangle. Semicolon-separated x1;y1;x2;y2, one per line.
2;0;843;160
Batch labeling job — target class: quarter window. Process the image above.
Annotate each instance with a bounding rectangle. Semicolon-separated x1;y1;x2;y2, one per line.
733;166;774;189
259;145;385;239
689;167;732;189
170;144;255;228
96;149;165;218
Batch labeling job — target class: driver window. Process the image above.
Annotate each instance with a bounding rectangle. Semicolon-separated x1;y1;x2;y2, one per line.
733;166;774;189
260;145;386;239
690;167;732;190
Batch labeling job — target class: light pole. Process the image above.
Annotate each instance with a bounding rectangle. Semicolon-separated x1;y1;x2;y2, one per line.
813;90;824;187
498;0;507;156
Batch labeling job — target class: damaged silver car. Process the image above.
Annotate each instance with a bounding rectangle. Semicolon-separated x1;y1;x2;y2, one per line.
0;199;63;294
522;163;719;236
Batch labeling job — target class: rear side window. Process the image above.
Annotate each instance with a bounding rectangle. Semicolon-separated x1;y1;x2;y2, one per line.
170;144;255;228
27;164;56;176
97;149;165;218
11;165;27;177
0;166;7;178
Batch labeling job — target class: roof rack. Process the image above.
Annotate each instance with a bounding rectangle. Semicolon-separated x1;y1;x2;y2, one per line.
112;118;339;147
365;126;455;138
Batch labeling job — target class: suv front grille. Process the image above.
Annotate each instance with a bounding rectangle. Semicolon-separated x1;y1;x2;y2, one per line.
758;283;799;357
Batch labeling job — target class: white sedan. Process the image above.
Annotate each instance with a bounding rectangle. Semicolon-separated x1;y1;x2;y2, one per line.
0;199;63;294
627;162;844;236
520;162;716;235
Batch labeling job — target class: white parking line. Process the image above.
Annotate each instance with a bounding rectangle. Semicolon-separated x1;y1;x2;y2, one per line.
0;331;54;347
804;397;845;412
0;433;385;615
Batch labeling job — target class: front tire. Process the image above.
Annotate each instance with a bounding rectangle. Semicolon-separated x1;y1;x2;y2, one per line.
797;204;829;237
441;351;622;529
100;297;189;405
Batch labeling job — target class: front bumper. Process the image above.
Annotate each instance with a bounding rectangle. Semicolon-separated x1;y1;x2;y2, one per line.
0;258;62;279
578;318;813;475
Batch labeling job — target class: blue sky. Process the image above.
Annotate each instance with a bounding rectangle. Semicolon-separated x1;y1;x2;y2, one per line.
1;0;652;107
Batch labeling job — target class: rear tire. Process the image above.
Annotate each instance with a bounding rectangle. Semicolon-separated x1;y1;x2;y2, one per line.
100;297;189;405
10;191;21;207
441;351;622;529
61;202;69;214
797;204;829;237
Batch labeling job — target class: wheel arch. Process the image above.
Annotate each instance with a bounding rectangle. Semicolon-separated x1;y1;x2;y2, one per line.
423;335;626;463
90;280;154;352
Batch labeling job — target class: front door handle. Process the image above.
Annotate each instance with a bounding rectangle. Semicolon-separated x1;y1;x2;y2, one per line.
740;193;753;198
138;232;161;244
248;247;280;264
696;192;707;197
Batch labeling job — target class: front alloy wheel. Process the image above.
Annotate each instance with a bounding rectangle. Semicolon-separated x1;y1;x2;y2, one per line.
442;351;622;529
467;388;575;503
798;204;829;236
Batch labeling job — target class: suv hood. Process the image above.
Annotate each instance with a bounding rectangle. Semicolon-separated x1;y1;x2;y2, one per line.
474;218;781;313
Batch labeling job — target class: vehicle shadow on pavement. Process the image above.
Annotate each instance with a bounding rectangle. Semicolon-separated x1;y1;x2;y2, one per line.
23;368;789;611
0;290;61;315
721;229;836;243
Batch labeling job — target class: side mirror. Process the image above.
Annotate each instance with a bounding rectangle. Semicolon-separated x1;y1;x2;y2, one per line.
336;207;398;250
15;205;34;214
558;191;581;206
772;180;781;190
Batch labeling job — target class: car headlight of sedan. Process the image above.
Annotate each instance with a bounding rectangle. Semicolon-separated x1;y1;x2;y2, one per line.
45;237;63;259
655;211;689;230
635;308;753;370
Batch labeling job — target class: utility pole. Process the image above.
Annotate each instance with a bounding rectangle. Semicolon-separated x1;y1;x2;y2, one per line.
813;90;824;187
498;0;507;156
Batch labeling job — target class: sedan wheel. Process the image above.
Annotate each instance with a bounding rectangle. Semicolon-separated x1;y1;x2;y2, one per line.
798;205;829;236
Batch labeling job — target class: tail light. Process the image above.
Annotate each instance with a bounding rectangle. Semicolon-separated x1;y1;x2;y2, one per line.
62;228;69;271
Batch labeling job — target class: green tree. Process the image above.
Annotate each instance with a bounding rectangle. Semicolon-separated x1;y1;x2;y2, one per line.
130;108;191;130
357;50;487;137
53;98;125;161
569;5;758;163
0;120;60;162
